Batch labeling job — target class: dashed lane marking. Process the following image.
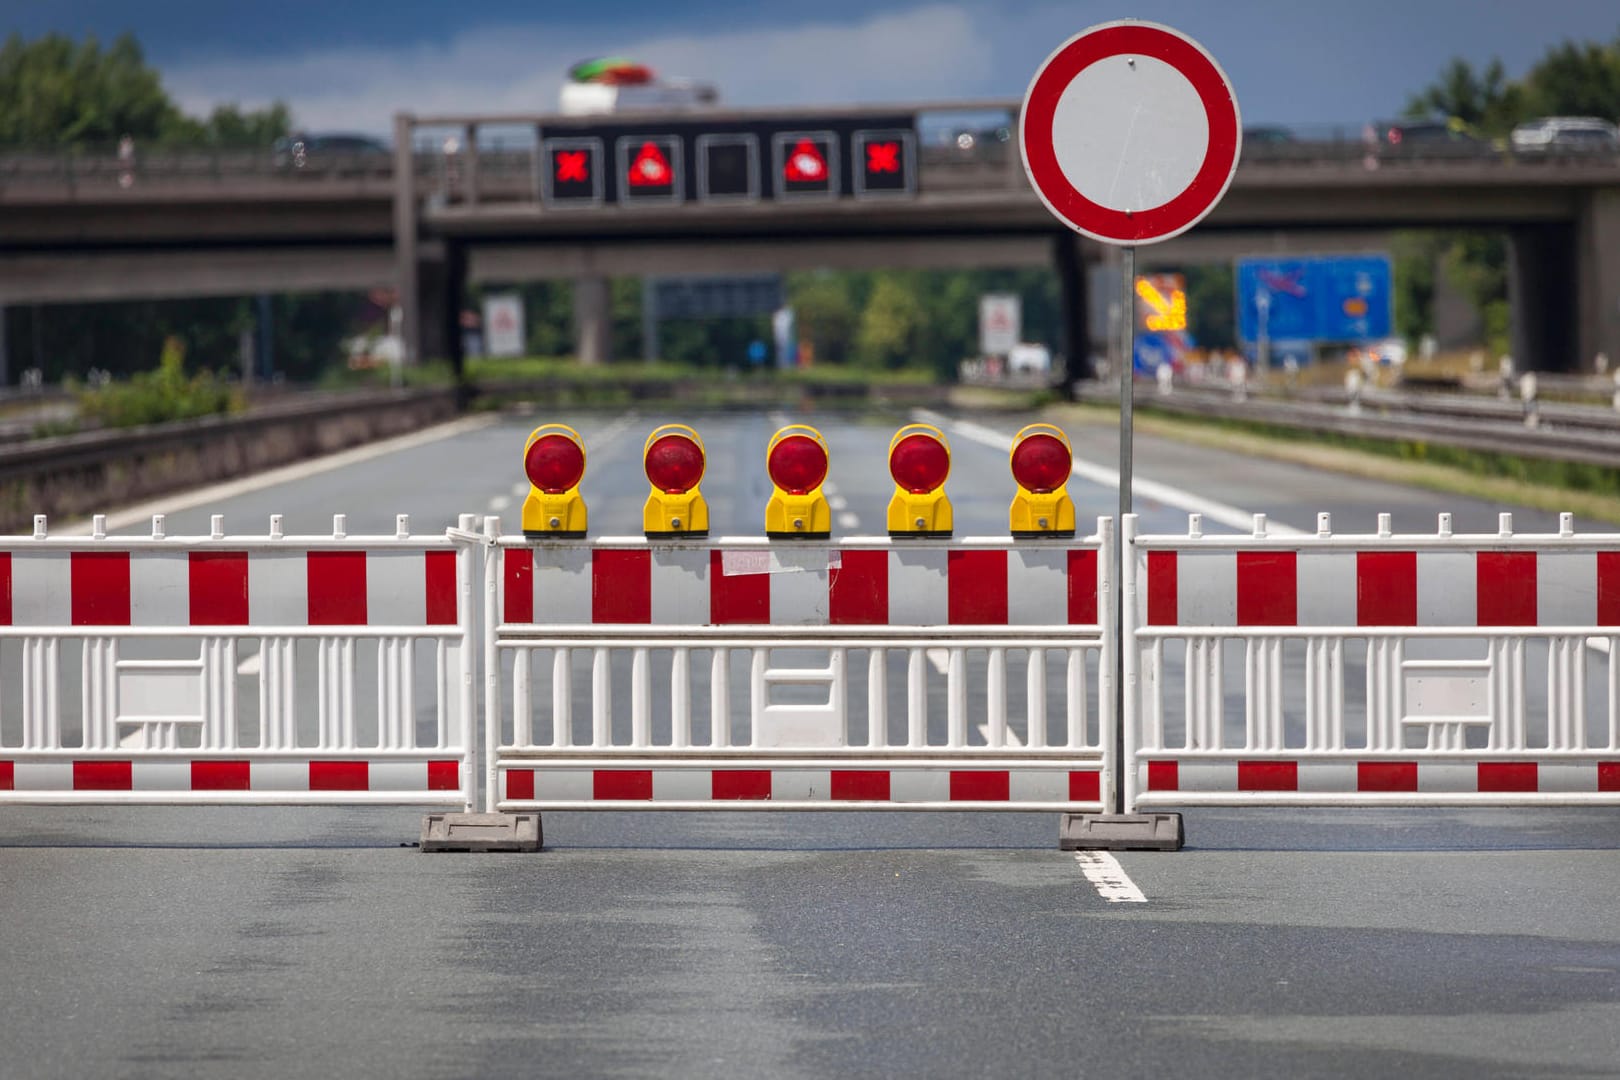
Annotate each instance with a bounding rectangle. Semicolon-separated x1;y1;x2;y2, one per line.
829;494;849;510
1074;851;1147;903
837;512;860;529
488;495;511;512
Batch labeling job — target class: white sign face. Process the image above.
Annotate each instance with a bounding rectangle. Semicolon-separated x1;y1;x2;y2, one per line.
979;293;1021;356
1020;20;1241;245
1051;54;1208;213
483;294;525;358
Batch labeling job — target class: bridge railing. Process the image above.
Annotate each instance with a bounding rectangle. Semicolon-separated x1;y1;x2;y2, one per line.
6;113;1618;198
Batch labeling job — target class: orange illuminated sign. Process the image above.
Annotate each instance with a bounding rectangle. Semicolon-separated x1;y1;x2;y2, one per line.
1135;273;1187;333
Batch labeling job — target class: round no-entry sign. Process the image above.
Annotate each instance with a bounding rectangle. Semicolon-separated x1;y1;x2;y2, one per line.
1020;20;1241;245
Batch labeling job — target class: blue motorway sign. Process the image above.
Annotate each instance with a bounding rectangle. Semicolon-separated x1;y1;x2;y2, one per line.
1236;255;1392;346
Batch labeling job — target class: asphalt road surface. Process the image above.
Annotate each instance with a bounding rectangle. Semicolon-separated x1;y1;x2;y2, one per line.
4;407;1619;1079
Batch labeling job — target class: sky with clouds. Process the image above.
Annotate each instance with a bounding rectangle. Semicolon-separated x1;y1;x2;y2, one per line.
5;1;1618;134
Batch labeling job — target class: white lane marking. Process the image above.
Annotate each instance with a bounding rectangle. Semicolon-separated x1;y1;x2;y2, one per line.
488;495;512;512
837;512;860;530
1074;851;1147;903
237;652;262;677
590;412;638;454
926;648;950;675
510;481;529;497
974;722;1024;748
767;410;792;428
918;410;1303;537
828;494;849;510
64;413;501;535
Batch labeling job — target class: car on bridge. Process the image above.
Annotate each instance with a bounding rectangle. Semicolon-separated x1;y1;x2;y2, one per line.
271;132;391;174
1364;118;1489;159
1510;116;1620;156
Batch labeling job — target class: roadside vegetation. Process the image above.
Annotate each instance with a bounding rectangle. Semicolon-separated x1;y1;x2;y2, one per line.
72;338;241;429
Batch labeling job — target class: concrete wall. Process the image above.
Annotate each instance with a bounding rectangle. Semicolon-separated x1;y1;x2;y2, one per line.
0;388;457;533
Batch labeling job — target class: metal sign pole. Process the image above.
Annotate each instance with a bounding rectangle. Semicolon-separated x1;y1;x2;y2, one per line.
1114;244;1134;816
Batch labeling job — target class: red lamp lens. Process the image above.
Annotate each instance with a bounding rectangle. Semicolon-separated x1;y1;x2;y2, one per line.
1010;433;1071;493
767;434;828;495
889;433;949;494
645;434;704;493
525;433;585;494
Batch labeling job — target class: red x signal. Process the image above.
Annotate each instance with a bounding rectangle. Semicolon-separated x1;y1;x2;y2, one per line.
556;150;588;183
866;141;900;173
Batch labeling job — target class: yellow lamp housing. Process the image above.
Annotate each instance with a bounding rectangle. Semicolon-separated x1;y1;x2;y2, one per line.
521;423;589;539
642;423;710;539
885;423;953;538
1008;423;1076;538
764;424;832;540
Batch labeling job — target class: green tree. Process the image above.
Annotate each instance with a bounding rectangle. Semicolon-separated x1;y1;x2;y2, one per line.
1404;56;1524;136
854;275;924;368
1522;36;1620;119
788;273;859;365
0;32;290;148
1181;264;1235;350
0;32;182;146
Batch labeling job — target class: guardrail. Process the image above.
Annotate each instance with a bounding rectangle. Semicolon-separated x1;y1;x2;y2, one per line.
1083;380;1620;470
0;387;458;533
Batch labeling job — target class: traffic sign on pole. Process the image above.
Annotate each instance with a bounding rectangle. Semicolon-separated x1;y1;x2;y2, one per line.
1020;20;1239;829
1019;20;1241;246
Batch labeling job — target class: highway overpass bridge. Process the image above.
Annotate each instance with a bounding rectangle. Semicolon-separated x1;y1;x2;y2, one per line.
1;101;1617;376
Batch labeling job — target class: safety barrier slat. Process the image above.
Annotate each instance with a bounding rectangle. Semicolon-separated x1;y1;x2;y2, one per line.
0;513;477;809
481;519;1114;813
1124;510;1620;811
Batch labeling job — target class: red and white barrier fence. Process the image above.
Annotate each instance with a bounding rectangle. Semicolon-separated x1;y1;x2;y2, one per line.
481;518;1114;813
0;513;476;807
1125;511;1620;809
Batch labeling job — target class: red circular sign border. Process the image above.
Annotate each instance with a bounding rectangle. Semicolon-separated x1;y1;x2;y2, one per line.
1021;22;1241;244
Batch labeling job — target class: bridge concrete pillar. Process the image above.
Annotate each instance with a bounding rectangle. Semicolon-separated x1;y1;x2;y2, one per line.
573;276;612;365
1508;224;1577;372
1577;188;1620;372
1053;232;1093;390
416;247;450;363
415;242;467;377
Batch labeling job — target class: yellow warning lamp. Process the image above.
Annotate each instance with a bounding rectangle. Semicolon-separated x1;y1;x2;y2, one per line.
1008;423;1076;538
521;423;588;538
764;424;832;539
886;423;953;538
642;424;710;539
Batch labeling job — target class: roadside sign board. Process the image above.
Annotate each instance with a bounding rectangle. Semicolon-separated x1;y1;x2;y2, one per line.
1019;20;1241;245
483;294;525;357
979;294;1021;355
1236;255;1392;346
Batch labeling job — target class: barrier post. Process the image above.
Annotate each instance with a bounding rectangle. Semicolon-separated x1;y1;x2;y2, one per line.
1060;511;1183;850
420;514;542;851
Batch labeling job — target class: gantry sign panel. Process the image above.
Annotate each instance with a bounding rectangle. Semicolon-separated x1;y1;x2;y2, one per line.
538;114;916;208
